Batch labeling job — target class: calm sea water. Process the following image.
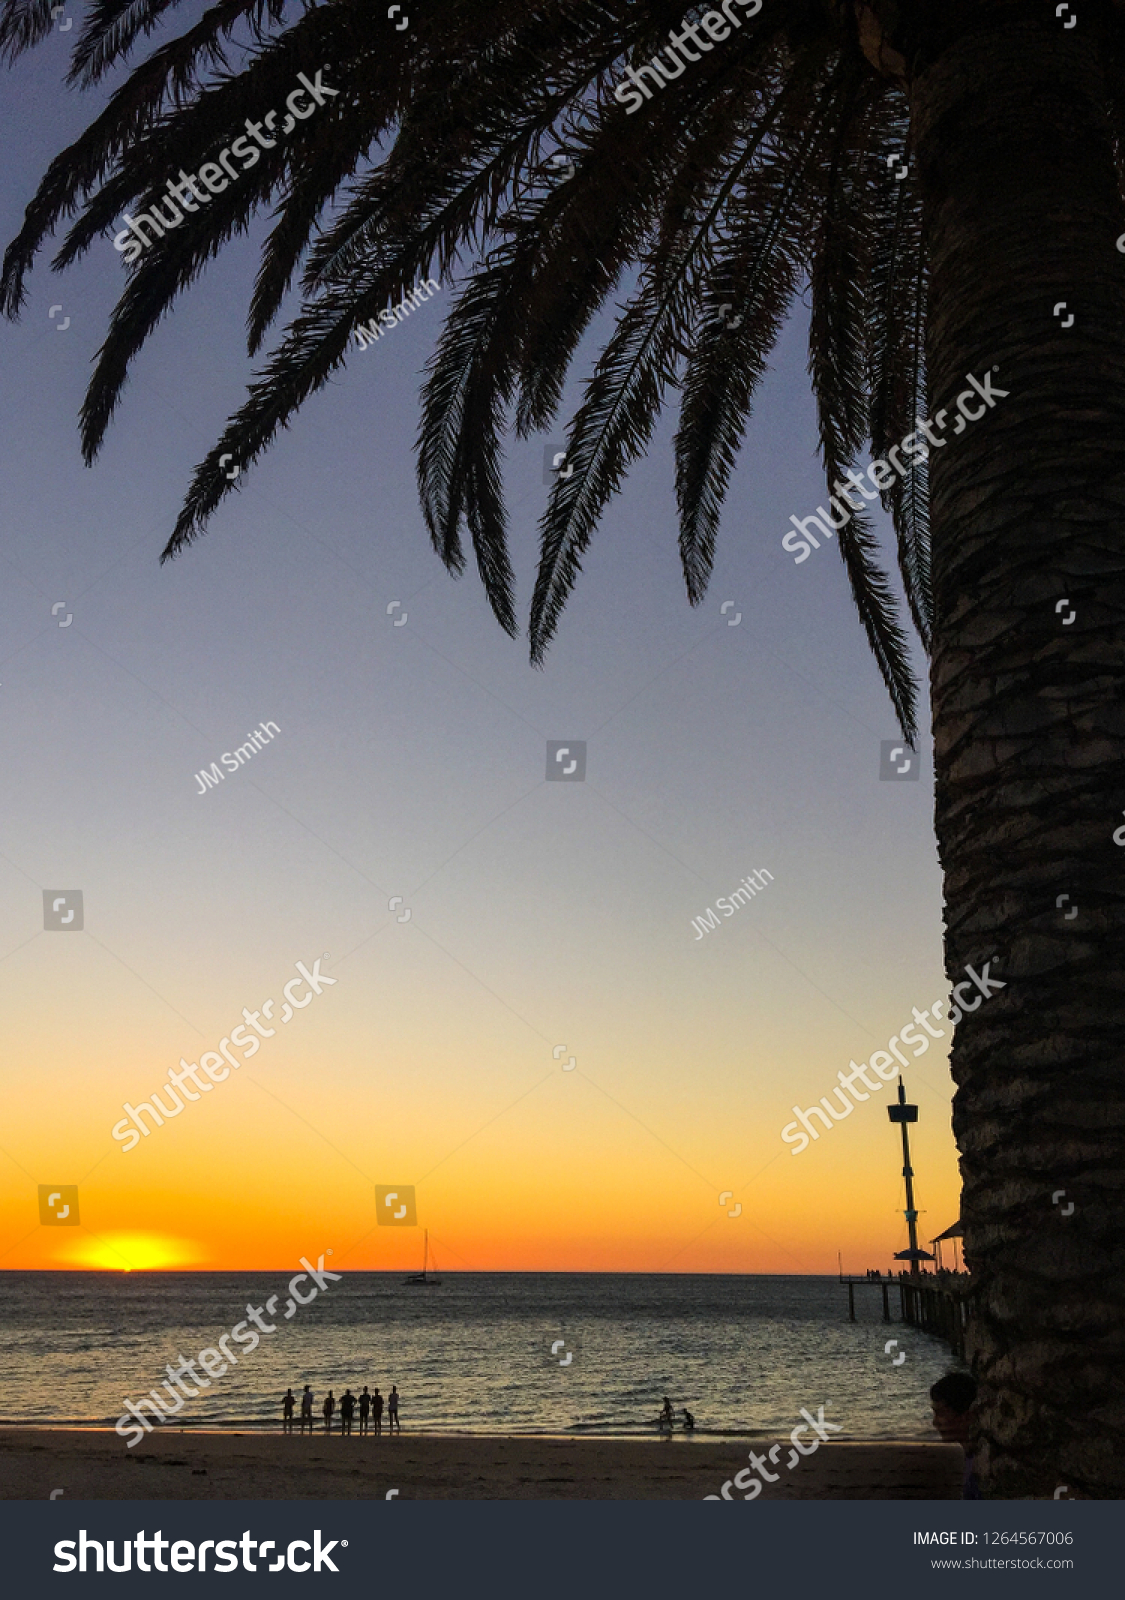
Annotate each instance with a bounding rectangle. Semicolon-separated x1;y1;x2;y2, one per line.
0;1273;962;1440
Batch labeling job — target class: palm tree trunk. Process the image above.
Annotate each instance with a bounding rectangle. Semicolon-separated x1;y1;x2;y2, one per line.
912;13;1125;1499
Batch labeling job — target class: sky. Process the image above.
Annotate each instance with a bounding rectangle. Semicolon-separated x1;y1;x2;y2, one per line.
0;15;960;1277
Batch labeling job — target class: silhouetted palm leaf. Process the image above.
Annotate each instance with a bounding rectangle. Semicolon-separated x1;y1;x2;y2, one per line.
10;0;1102;742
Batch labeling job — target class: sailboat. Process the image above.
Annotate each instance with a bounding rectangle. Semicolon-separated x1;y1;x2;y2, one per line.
403;1229;442;1285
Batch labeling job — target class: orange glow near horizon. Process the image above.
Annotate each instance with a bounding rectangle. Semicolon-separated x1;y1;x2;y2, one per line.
2;1085;960;1273
1;921;963;1275
50;1233;206;1272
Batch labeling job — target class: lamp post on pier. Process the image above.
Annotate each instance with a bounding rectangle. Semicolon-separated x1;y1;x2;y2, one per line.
888;1076;930;1277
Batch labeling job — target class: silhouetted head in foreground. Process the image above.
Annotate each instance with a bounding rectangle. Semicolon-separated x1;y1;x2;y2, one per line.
930;1372;977;1446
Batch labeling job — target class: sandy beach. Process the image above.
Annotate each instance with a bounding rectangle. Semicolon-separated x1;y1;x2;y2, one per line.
0;1429;964;1500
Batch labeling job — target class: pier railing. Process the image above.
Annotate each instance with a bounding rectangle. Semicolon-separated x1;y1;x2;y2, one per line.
840;1270;976;1359
899;1271;974;1358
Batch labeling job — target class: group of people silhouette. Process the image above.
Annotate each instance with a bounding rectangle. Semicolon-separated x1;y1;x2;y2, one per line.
281;1383;401;1435
658;1396;694;1432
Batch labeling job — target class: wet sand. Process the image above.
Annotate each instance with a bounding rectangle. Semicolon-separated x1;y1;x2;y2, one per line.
0;1428;964;1500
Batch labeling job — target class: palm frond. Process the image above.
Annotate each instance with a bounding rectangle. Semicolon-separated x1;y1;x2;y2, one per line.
866;123;932;646
68;0;281;89
0;0;56;63
806;69;879;474
160;294;354;559
877;246;932;648
676;47;841;604
2;0;967;739
824;442;920;745
246;129;381;355
416;240;531;631
3;1;392;317
303;0;640;291
68;27;385;455
528;266;690;665
513;36;780;439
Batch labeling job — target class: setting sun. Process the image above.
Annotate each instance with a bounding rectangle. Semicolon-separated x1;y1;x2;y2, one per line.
54;1234;204;1272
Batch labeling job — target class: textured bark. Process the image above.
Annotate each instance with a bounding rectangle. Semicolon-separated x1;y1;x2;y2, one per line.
912;14;1125;1497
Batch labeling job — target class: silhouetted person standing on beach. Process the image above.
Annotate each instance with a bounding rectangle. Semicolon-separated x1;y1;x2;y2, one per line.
340;1389;355;1435
323;1390;335;1434
659;1396;674;1432
388;1384;400;1434
299;1386;314;1435
282;1388;295;1434
372;1387;384;1435
359;1387;371;1435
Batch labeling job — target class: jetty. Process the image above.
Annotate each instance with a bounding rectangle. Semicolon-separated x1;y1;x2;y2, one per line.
838;1078;976;1358
839;1269;974;1358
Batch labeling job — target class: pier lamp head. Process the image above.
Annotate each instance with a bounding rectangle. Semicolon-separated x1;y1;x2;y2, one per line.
888;1074;917;1121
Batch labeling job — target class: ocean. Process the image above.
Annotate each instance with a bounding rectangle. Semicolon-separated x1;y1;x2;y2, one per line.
0;1272;962;1440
